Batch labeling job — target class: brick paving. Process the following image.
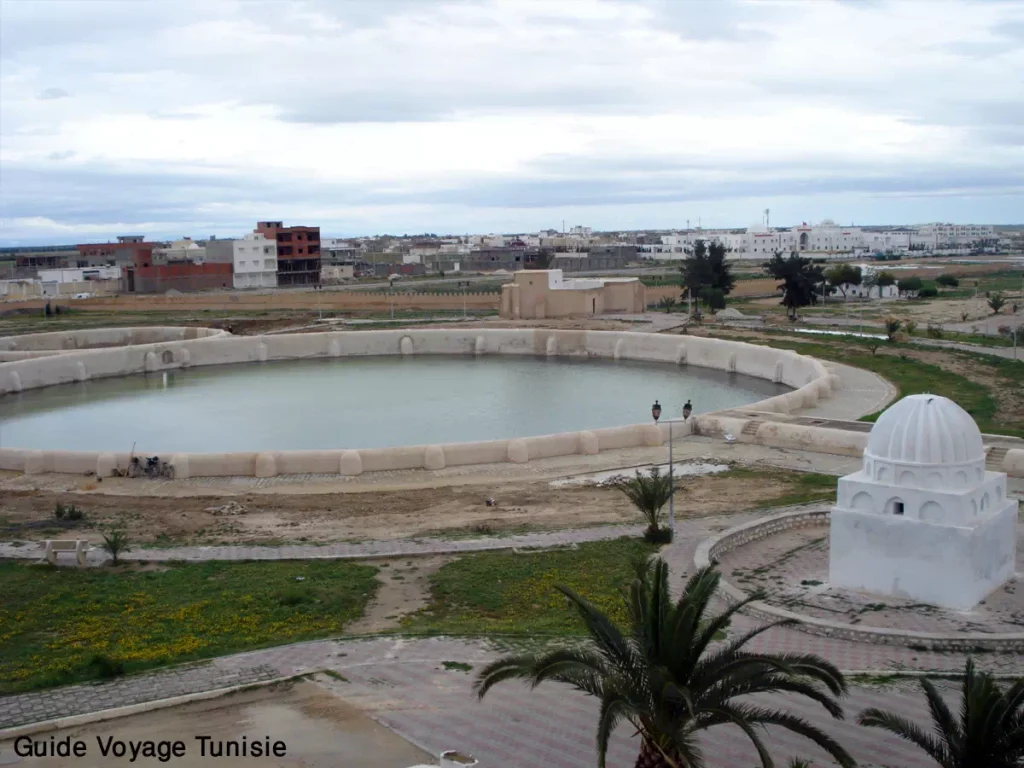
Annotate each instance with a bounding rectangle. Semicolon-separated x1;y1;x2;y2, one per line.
719;524;1024;635
0;661;280;730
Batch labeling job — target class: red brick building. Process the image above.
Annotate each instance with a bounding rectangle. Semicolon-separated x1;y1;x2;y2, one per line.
255;221;321;286
77;236;231;293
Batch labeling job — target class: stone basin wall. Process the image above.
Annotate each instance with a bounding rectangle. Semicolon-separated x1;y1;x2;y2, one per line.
0;328;836;478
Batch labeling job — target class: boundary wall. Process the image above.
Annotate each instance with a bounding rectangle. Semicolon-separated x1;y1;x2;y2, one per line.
694;509;1024;651
0;329;837;479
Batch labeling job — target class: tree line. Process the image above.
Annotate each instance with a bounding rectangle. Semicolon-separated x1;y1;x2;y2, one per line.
670;241;971;320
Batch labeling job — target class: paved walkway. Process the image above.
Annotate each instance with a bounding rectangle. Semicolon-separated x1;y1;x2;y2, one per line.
0;523;644;565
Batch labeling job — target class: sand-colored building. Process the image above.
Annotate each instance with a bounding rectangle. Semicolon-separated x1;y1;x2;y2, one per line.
499;269;645;319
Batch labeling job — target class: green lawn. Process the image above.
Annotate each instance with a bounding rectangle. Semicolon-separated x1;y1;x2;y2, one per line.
717;468;837;507
720;332;1022;437
0;560;378;693
401;537;656;636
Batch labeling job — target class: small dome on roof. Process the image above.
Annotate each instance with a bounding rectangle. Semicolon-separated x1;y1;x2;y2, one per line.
864;394;984;466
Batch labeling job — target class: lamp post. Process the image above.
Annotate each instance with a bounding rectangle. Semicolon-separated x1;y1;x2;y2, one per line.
653;399;691;536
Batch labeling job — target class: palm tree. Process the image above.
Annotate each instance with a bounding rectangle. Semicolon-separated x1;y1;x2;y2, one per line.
100;529;131;566
617;467;674;543
474;560;855;768
858;659;1024;768
657;297;678;314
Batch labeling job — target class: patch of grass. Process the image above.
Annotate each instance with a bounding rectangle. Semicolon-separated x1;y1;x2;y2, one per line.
718;467;837;507
321;669;349;682
402;537;656;636
0;560;378;693
719;332;1021;437
441;660;473;672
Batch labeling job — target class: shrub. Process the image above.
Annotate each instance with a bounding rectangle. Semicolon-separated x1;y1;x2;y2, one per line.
86;654;125;680
643;526;674;544
961;311;969;322
905;320;918;335
918;286;938;298
935;274;959;288
884;317;902;341
988;292;1006;314
55;502;85;521
926;323;944;338
100;529;131;565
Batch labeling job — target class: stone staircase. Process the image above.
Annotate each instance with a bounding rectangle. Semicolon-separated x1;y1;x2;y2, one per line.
740;420;763;438
986;445;1009;471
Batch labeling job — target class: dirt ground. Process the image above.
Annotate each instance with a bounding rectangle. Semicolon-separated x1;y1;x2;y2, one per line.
0;468;798;547
347;555;452;634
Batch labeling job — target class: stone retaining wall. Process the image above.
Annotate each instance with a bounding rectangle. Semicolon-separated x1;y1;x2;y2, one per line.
0;328;839;478
695;509;1024;652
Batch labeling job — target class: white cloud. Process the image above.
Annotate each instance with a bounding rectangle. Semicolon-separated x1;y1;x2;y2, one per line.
0;0;1022;243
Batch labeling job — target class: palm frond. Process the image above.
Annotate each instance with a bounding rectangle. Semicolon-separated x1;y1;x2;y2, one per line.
859;707;951;765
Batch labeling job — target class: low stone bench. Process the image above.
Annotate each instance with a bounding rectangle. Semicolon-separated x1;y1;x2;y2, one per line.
40;539;90;566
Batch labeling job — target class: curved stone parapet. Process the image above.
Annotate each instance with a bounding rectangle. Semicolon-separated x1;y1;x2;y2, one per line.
0;326;227;352
0;328;844;478
694;509;1024;652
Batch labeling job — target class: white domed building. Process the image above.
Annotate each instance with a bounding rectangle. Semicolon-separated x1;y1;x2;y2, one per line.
829;394;1017;610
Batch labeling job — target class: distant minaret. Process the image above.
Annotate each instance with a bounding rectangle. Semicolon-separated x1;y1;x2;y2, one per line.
764;208;770;229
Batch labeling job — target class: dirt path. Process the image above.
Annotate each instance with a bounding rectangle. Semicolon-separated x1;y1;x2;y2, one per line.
0;467;800;547
346;555;452;634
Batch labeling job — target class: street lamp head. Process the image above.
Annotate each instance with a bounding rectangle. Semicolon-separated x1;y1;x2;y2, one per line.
651;400;662;422
682;400;692;420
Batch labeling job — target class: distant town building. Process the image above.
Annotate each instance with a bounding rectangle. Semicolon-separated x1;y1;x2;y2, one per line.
500;269;645;319
645;221;998;261
208;233;279;289
255;221;321;286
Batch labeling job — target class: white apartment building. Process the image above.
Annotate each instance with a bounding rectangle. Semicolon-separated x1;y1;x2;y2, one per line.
915;224;995;247
232;232;277;289
646;220;997;262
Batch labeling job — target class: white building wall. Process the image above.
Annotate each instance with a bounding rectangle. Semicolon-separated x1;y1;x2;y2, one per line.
232;233;278;290
38;267;121;283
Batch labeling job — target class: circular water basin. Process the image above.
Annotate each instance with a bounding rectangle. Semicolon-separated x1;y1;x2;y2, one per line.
0;356;788;452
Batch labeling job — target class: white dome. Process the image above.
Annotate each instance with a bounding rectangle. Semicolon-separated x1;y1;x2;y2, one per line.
864;394;984;466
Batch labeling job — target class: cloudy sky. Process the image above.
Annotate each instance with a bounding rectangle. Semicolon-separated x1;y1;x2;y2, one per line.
1;0;1022;245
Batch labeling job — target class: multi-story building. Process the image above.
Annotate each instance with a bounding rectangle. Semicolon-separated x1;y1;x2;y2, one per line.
206;233;278;289
255;221;321;287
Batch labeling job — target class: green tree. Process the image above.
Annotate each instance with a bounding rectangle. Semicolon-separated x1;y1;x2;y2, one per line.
988;292;1006;314
474;561;855;768
859;659;1024;768
824;264;862;300
764;252;825;320
680;240;734;305
875;271;897;290
616;467;673;543
698;286;726;311
936;274;960;288
897;276;924;297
